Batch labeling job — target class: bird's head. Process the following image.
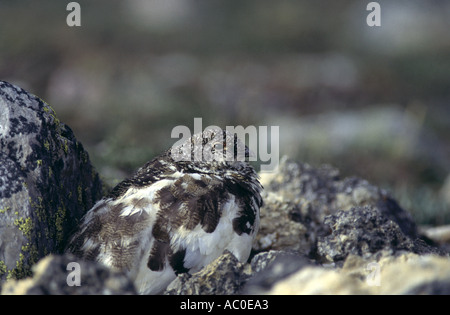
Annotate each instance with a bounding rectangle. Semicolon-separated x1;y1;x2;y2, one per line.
170;127;254;173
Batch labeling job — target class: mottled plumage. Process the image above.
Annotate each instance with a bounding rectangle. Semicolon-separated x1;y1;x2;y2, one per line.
66;128;263;294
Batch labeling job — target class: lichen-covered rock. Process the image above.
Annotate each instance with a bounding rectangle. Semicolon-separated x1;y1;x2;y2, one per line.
317;206;436;263
1;254;136;295
164;251;249;295
0;81;103;282
254;156;418;255
243;250;312;294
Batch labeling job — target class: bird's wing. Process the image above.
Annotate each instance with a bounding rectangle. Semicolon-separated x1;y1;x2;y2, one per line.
146;173;229;274
65;195;155;271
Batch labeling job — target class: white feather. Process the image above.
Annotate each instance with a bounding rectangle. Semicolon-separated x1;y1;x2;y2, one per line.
118;181;172;217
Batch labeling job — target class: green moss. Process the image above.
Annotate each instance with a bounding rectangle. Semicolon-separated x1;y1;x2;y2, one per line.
0;206;10;214
43;99;69;158
41;99;60;126
9;252;33;280
0;260;7;276
7;209;39;280
44;140;50;151
14;217;33;239
77;185;83;205
63;139;69;154
3;196;48;280
20;243;38;268
30;196;50;241
55;204;67;244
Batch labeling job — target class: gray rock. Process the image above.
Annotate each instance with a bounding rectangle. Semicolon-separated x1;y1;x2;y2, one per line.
317;206;437;263
243;250;312;294
254;157;419;256
345;253;450;295
163;250;313;295
258;253;450;295
1;254;136;295
0;81;103;282
250;250;288;274
164;251;248;295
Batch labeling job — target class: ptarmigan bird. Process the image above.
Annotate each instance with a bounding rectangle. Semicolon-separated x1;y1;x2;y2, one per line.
66;128;263;294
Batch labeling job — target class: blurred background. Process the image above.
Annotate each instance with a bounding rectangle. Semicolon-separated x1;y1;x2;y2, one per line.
1;0;449;225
